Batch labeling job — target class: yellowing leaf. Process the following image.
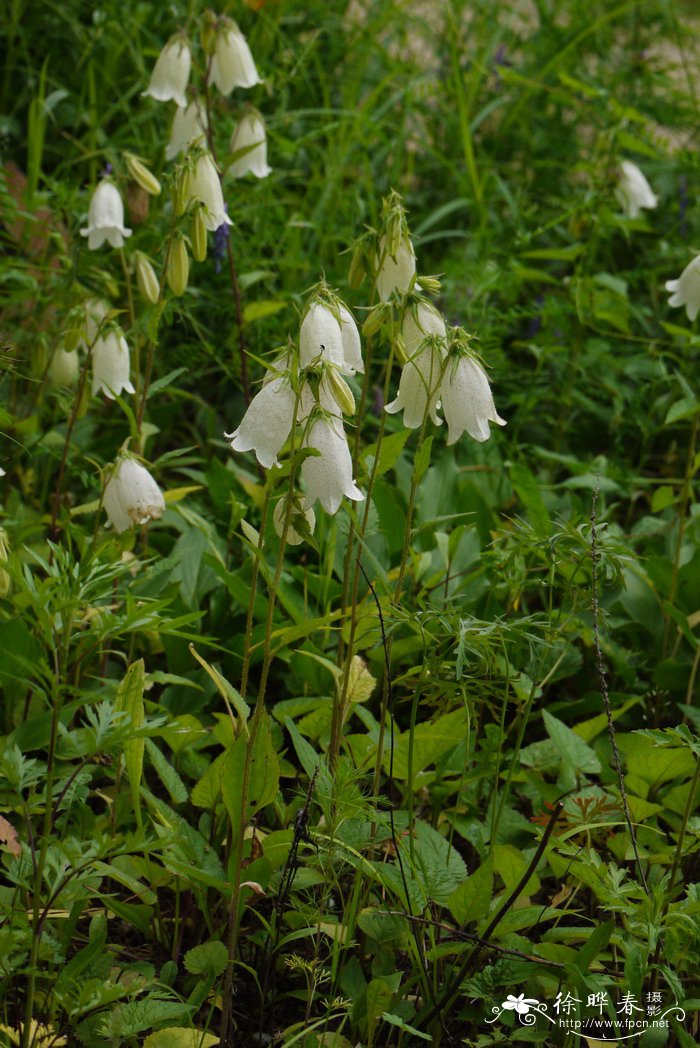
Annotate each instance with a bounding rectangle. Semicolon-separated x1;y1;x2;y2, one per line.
344;655;377;704
143;1030;219;1048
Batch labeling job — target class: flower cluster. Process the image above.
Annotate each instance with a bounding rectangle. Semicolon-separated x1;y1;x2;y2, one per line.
227;292;364;530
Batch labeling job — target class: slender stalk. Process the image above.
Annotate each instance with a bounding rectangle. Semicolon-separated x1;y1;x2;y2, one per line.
118;248;140;400
48;351;92;543
202;61;251;406
239;489;272;700
664;414;699;655
591;477;649;894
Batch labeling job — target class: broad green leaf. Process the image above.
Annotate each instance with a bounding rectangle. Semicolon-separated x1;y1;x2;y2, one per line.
143;1027;218;1048
447;855;493;925
384;707;467;781
510;462;551;536
183;941;228;977
221;711;280;829
115;660;146;826
412;434;433;485
542;710;601;789
409;819;468;905
145;739;188;804
363;429;410;478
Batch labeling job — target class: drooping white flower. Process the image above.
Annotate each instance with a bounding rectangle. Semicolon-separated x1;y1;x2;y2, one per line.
228;110;271;179
385;303;446;428
80;181;132;250
103;457;166;532
615;160;657;219
143;35;191;108
338;304;363;375
376;233;417;302
92;331;135;399
226;375;297;469
48;348;80;387
302;416;364;515
166;100;208;161
273;496;316;545
188;153;231;232
208;19;261;94
441;353;506;444
666;254;700;322
299;302;345;368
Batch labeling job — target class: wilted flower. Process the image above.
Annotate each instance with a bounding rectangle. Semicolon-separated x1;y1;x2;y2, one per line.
80;180;132;250
92;331;135;399
441;351;506;444
666;254;700;321
615;160;657;219
376;233;417;301
48;348;80;388
188;153;231;231
385;303;446;428
301;416;364;515
300;302;345;369
208;18;261;94
103;457;166;532
338;304;363;375
228;109;271;179
226;374;297;469
143;35;191;108
273;495;316;545
166;100;208;160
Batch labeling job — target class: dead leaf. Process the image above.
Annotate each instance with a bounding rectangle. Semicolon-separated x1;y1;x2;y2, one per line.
0;815;21;856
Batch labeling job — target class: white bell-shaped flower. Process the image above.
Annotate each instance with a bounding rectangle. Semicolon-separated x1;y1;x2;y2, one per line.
143;35;191;108
300;302;344;368
339;304;363;375
226;374;297;469
302;416;364;516
666;254;700;322
376;234;417;302
80;181;132;250
615;160;657;219
441;354;506;444
273;496;316;545
385;303;446;428
208;19;261;94
166;101;208;161
48;348;80;387
228;110;271;179
92;331;135;399
188;153;231;232
103;457;166;532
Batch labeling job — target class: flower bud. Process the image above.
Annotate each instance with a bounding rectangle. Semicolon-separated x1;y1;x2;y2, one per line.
174;168;190;217
418;274;441;294
326;370;355;416
191;206;208;262
348;244;367;290
135;253;160;305
362;302;389;337
167;237;189;297
125;152;162;196
0;529;11;598
48;347;80;388
201;10;218;56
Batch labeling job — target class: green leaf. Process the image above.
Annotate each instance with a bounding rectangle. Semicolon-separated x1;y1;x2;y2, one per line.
385;707;467;781
447;855;493;924
363;429;410;479
243;299;287;324
145;739;188;804
221;711;280;830
409;819;468;905
183;941;228;977
411;434;433;486
115;660;146;826
143;1030;219;1048
542;710;601;789
510;462;552;536
189;645;250;736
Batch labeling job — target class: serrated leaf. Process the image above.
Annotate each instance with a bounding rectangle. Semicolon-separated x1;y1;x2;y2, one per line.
345;656;377;704
447;855;493;925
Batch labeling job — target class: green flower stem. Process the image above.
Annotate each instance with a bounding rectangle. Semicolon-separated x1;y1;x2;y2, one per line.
134;232;173;448
329;338;395;768
22;632;72;1048
220;398;304;1047
119;247;140;401
664;412;699;656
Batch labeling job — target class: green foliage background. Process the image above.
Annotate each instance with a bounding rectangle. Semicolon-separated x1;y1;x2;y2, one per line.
0;1;699;1046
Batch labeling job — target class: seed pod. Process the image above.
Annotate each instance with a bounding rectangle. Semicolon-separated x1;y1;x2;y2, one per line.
167;238;189;296
191;205;208;262
326;370;355;416
125;152;162;196
135;253;160;305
